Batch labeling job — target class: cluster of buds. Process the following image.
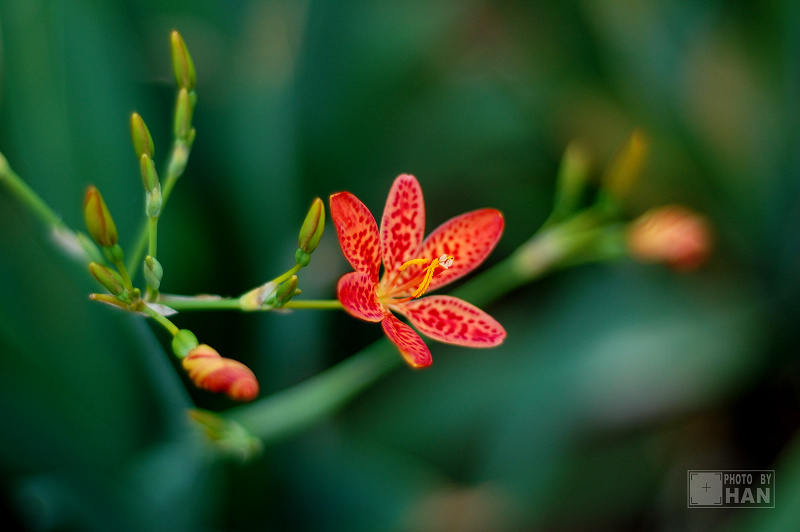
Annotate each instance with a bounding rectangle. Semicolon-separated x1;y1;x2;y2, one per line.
536;130;713;273
83;186;142;310
80;31;261;403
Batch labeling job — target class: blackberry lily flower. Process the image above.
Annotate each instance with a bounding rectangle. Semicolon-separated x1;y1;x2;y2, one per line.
330;174;506;368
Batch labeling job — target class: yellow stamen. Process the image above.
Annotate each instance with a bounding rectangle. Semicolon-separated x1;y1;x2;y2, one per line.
399;254;455;299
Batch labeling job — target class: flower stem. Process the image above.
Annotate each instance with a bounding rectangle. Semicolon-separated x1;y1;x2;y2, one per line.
127;137;194;275
157;294;343;312
272;263;303;285
140;303;180;336
229;341;400;444
284;299;343;310
0;152;66;233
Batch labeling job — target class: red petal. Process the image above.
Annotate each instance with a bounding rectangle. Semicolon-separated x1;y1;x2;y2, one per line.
381;313;433;368
397;295;506;347
411;209;504;292
337;271;385;322
330;191;381;283
380;174;425;279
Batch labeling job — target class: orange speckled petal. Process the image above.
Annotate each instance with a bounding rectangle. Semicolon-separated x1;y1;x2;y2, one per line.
415;209;504;292
330;191;381;283
398;295;506;347
337;271;385;322
381;313;433;368
380;174;425;276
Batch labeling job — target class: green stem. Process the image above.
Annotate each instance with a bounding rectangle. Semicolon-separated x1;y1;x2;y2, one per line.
140;303;180;336
157;294;343;312
229;341;400;444
0;152;66;231
284;299;343;310
114;261;135;291
127;137;194;274
148;216;158;258
272;263;303;285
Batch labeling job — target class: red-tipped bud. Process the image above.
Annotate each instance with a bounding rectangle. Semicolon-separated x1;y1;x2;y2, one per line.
83;186;118;248
627;205;712;270
182;344;259;402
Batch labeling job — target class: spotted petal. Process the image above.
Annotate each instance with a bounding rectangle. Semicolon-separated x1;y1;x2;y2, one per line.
405;209;504;293
330;191;381;283
397;295;506;347
380;174;425;277
381;313;433;368
337;271;384;322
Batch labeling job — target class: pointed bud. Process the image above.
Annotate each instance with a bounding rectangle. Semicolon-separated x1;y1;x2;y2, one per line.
550;141;592;222
599;130;648;210
627;205;712;271
265;275;298;307
296;198;325;266
172;328;199;359
240;281;278;311
83;186;118;248
130;112;155;160
182;344;259;402
139;154;160;193
174;88;195;141
170;30;196;92
188;409;262;461
144;255;163;291
89;293;130;311
89;262;125;296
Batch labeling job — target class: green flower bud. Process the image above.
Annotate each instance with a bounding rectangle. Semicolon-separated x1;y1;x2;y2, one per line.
188;409;262;461
172;328;199;359
599;129;648;209
271;275;297;307
146;188;162;218
130;112;155;160
174;87;195;141
550;141;591;221
144;255;163;291
89;262;125;296
83;186;118;248
296;198;325;266
170;30;196;91
139;153;160;193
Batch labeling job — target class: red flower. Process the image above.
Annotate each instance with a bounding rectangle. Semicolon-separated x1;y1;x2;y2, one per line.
330;174;506;368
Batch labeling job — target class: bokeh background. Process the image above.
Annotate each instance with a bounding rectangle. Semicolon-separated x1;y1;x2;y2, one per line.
2;1;800;530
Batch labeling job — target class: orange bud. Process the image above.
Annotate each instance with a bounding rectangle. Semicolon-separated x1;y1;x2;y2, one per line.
83;186;118;247
627;205;712;271
182;344;259;401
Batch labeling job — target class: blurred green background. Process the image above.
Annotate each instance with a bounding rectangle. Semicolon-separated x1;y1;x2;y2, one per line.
2;1;800;530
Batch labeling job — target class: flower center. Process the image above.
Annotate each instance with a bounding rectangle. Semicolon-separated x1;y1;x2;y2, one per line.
395;254;454;299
